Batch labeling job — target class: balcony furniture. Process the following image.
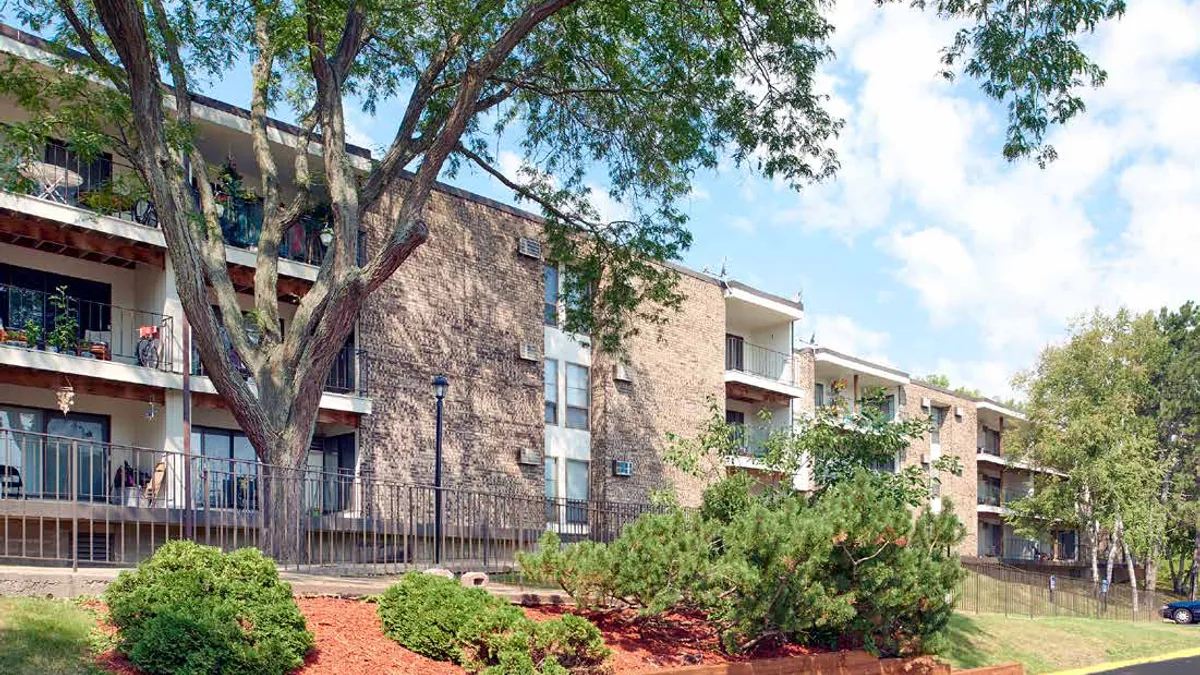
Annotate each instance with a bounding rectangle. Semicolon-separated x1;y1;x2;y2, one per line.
19;161;83;202
121;485;144;507
143;460;167;505
0;464;22;499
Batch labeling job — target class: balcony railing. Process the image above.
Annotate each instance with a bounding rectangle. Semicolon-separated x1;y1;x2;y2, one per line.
0;429;665;569
191;338;369;397
725;337;795;385
978;482;1002;507
0;283;174;371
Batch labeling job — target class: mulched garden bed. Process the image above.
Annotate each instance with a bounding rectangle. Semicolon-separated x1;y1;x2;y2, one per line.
85;596;824;675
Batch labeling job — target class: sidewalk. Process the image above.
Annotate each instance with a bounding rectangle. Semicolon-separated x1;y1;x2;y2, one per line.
0;564;570;605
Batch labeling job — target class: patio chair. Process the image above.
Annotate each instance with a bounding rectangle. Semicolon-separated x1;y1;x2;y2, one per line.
143;460;167;505
0;464;22;499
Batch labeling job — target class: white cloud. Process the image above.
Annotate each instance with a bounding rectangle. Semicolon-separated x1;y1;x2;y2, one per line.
731;216;756;234
688;186;711;201
771;0;1200;378
925;358;1017;400
804;314;894;367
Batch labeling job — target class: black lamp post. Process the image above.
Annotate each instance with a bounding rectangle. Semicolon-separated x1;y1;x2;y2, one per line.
432;374;449;564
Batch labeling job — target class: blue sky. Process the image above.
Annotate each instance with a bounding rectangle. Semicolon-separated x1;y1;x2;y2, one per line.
11;0;1200;398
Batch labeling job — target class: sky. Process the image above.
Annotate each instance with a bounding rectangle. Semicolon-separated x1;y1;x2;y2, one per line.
11;1;1200;399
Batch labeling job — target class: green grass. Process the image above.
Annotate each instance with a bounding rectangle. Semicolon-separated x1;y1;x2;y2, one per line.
0;597;109;675
939;612;1198;674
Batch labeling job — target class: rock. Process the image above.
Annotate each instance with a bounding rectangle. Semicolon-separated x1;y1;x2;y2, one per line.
423;568;454;579
460;572;489;588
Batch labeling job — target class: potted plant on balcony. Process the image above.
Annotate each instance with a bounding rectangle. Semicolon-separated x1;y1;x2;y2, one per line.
2;329;26;348
78;181;136;215
22;319;42;350
47;286;79;355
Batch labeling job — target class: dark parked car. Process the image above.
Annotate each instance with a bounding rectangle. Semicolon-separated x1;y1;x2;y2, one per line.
1162;600;1200;624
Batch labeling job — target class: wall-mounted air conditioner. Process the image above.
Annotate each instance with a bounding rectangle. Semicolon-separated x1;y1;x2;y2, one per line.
612;460;633;477
519;342;540;361
517;237;543;259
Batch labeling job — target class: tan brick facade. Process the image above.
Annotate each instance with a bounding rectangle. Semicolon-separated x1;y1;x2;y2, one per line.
358;187;546;495
900;382;979;556
591;271;727;507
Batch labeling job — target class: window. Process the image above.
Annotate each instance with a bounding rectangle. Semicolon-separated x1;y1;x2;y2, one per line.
724;334;745;371
544;457;558;521
725;409;746;448
814;383;825;408
193;427;258;509
931;407;946;445
566;363;589;429
878;395;895;421
544;359;559;424
543;264;559;327
566;459;589;524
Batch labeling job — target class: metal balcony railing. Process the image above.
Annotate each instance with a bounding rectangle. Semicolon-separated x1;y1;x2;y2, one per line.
191;338;369;397
0;283;174;370
978;482;1002;507
724;337;795;385
0;429;665;570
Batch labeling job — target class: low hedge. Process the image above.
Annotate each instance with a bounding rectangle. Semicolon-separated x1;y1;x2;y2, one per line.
378;571;609;674
104;541;313;675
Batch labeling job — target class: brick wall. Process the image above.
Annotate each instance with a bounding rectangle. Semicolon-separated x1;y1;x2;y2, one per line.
358;186;545;495
591;271;726;507
901;382;979;556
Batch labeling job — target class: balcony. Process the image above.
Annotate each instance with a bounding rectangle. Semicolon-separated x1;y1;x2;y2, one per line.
978;482;1002;507
724;337;802;402
0;283;173;371
191;338;369;397
1;138;364;268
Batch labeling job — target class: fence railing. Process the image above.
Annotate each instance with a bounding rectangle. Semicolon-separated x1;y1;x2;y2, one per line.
958;560;1174;623
725;337;795;385
978;482;1002;506
0;430;660;571
0;283;174;371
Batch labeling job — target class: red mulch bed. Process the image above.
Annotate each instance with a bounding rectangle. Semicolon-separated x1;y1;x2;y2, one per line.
87;597;821;674
524;605;819;674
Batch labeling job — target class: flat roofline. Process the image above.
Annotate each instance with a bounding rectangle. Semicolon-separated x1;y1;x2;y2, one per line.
809;346;910;381
975;398;1027;420
722;279;804;313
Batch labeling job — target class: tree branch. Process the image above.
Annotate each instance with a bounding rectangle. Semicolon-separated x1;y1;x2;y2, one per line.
454;142;601;229
53;0;128;93
249;11;284;346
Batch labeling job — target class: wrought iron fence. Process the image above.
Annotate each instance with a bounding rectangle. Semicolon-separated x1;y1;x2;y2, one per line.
957;560;1175;623
0;430;660;572
0;283;174;370
724;336;795;385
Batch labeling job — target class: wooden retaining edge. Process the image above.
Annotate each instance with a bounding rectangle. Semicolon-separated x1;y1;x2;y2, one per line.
650;651;949;675
953;665;1024;675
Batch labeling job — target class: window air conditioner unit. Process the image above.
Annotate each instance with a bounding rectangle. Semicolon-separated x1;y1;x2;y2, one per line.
518;447;540;466
517;237;543;259
519;342;540;361
954;405;964;420
612;363;632;383
921;397;932;409
612;460;633;477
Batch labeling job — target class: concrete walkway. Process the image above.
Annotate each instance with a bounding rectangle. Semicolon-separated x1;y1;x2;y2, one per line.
0;564;570;605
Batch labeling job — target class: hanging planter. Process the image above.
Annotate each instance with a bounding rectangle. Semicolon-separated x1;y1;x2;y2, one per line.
55;382;75;415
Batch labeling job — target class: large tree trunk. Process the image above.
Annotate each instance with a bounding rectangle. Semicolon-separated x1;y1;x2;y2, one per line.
261;461;304;565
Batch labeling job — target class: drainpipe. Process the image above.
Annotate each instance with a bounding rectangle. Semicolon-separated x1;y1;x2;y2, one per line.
183;315;193;539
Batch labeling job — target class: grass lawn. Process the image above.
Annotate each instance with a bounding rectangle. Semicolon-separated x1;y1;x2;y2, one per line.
0;597;108;675
940;612;1198;674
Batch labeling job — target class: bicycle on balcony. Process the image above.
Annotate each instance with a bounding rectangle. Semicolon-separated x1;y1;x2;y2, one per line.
137;324;163;369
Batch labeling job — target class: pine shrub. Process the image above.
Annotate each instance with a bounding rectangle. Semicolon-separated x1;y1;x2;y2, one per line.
377;571;610;674
104;541;313;675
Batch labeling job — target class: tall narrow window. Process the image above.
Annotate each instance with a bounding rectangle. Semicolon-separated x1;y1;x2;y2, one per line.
544;359;558;425
566;459;589;524
814;382;825;408
543;263;559;327
566;363;589;429
930;407;946;445
544;457;558;521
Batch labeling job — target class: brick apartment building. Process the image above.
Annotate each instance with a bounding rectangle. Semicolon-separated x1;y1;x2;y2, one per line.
0;23;1076;571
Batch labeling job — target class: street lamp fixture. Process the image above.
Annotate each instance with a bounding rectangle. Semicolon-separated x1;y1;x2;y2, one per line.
432;374;449;564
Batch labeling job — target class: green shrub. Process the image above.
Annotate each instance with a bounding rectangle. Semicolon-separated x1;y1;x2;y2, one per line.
104;541;312;675
378;571;519;662
519;471;965;657
378;571;610;674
